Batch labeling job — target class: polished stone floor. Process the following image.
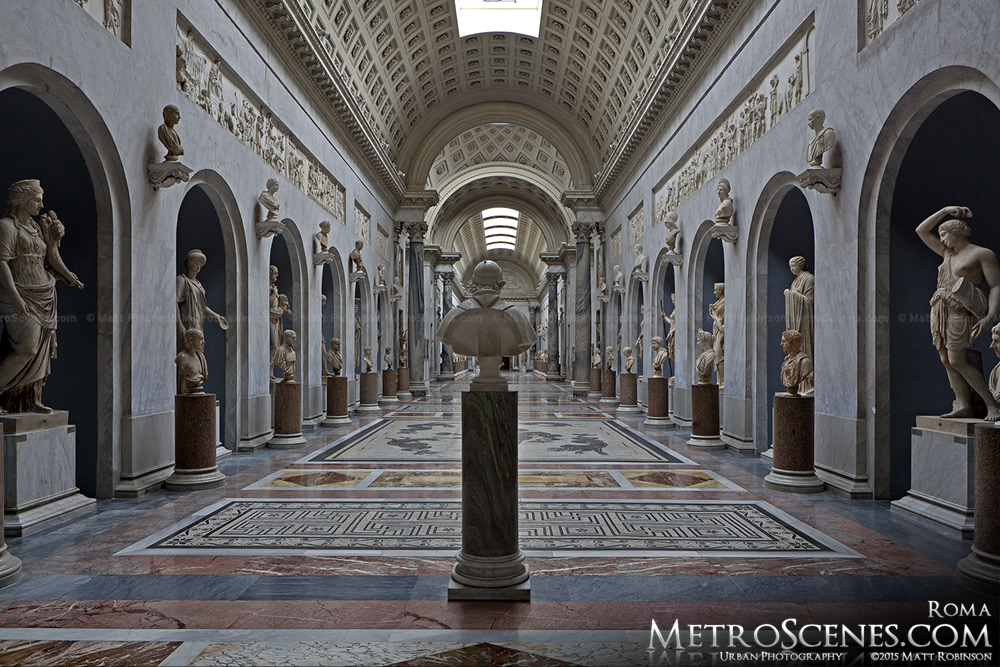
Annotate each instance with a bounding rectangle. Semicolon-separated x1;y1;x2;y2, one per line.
0;372;995;666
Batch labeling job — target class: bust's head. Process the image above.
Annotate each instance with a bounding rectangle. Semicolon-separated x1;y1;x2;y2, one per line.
163;105;180;126
282;329;296;346
717;178;731;199
183;328;204;352
320;220;331;233
265;178;279;194
269;265;278;283
332;337;341;351
355;240;364;251
623;346;632;357
697;329;714;351
780;329;802;355
651;336;662;351
468;260;505;293
807;108;826;131
714;282;725;298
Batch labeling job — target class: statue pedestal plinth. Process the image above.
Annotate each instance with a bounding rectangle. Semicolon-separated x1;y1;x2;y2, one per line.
0;424;22;588
166;394;226;492
617;372;640;413
397;367;411;399
892;416;977;537
958;424;1000;594
268;382;306;448
449;390;529;601
600;370;618;404
644;377;670;427
764;394;823;493
1;411;95;537
380;370;398;403
357;372;381;413
688;383;724;450
322;375;351;425
589;368;602;397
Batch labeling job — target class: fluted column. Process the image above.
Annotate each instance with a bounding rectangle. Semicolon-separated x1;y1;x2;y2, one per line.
572;221;595;394
546;272;562;379
406;221;428;395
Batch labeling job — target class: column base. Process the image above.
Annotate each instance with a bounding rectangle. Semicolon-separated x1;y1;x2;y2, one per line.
957;547;1000;595
322;415;353;426
237;432;272;452
165;466;227;492
761;448;774;460
267;432;307;448
764;467;825;493
0;547;23;589
643;416;672;427
450;549;530;600
379;396;400;404
215;445;232;462
448;576;531;601
396;392;413;400
687;435;726;450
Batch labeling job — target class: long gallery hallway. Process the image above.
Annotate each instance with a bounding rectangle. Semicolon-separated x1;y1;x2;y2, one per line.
0;372;992;666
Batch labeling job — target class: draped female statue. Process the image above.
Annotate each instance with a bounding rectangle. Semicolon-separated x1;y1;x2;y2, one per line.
784;256;814;362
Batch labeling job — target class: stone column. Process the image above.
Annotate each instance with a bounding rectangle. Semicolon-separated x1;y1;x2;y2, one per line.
406;221;428;396
269;382;307;448
323;375;351;425
572;221;594;395
545;271;561;380
958;424;1000;594
0;424;23;589
438;273;455;379
765;394;823;493
688;383;724;450
166;393;226;491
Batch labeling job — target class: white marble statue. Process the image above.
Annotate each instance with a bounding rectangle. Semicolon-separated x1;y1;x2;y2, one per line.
612;264;625;293
362;346;373;373
651;335;669;378
593;345;602;369
436;260;536;391
312;221;334;266
391;272;403;302
384;346;393;370
989;323;1000;402
606;345;614;370
806;109;839;169
175;329;207;395
375;264;386;292
631;243;648;279
714;179;734;225
784;256;814;362
399;329;408;367
623;346;634;373
695;329;716;384
664;210;681;255
0;180;85;414
709;282;725;389
274;329;296;382
918;206;1000;421
349;240;366;281
157;105;184;162
634;305;644;361
176;249;229;347
662;293;676;362
597;273;608;301
268;265;292;366
256;179;285;238
326;337;343;376
780;329;813;397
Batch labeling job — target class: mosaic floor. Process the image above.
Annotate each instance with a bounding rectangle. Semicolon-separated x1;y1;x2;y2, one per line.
0;373;994;666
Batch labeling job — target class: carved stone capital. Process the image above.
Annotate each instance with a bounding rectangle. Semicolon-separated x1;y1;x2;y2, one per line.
545;271;562;286
571;221;597;244
404;221;428;243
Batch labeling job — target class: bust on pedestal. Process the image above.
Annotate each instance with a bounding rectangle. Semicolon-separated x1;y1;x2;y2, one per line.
147;105;193;190
380;347;398;404
268;330;306;448
358;347;380;413
601;345;618;405
589;345;602;397
322;338;351;426
437;260;535;600
645;336;671;427
617;347;640;413
688;329;724;450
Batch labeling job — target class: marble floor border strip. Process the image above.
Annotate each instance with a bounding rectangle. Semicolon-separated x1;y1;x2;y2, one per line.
295;419;390;464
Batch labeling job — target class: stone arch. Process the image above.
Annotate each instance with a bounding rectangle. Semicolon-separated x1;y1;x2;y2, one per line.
0;63;129;499
861;66;1000;499
650;250;678;381
686;220;725;390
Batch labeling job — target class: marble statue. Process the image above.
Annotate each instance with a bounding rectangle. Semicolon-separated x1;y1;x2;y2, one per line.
593;345;602;369
780;330;813;397
399;329;408;367
799;109;843;194
623;346;634;373
384;346;392;370
268;265;291;366
664;210;682;263
326;337;343;376
989;323;1000;402
612;264;625;293
256;179;285;238
634;306;644;361
274;329;296;382
176;249;228;350
321;337;329;378
391;272;403;302
695;329;716;384
436;260;536;391
597;273;608;302
651;336;669;378
918;206;1000;421
710;282;726;389
354;309;361;367
375;264;386;292
0;180;85;414
784;256;814;361
714;179;734;225
158;105;184;162
606;345;614;370
350;240;366;275
631;243;648;279
362;347;373;373
175;329;207;395
662;293;677;362
312;221;334;266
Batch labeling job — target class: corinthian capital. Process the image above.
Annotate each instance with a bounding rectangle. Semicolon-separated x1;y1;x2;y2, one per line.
572;221;596;244
404;221;428;243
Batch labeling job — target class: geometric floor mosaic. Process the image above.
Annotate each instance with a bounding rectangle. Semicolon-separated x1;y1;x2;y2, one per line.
302;418;691;464
119;498;859;558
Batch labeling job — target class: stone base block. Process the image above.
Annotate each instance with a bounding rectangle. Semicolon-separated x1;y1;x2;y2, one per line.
269;382;306;448
448;576;531;601
0;547;22;589
3;413;95;537
381;370;398;403
397;367;410;395
357;372;381;412
647;377;668;419
323;375;351;425
617;372;639;413
114;465;174;498
687;435;726;450
589;368;601;397
891;417;975;537
691;383;720;437
166;394;225;491
600;370;617;404
765;394;822;493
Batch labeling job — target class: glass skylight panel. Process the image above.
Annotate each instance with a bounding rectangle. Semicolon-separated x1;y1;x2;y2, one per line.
455;0;543;39
482;207;520;250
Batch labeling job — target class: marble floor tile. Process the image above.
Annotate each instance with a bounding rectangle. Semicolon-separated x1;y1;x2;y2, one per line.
0;640;181;666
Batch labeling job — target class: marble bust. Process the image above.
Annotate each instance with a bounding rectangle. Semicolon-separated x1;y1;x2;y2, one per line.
664;210;682;259
391;272;403;302
605;345;614;370
157;105;184;162
714;179;734;225
363;346;373;373
274;329;297;382
256;179;285;238
651;336;669;378
148;106;193;189
326;337;343;376
695;329;716;384
375;264;386;291
780;329;814;396
350;240;366;279
384;346;392;370
806;109;839;169
623;347;634;373
399;329;408;367
918;205;1000;420
612;264;625;293
436;260;536;391
593;345;602;369
312;221;334;266
175;328;207;395
631;244;648;279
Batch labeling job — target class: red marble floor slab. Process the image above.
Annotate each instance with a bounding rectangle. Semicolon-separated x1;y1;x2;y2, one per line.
388;642;580;667
0;640;181;667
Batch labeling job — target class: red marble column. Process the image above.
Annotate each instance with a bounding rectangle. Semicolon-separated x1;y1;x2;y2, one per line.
166;393;227;490
765;394;823;493
958;424;1000;594
617;372;639;413
358;372;380;412
0;424;23;589
397;367;410;396
269;381;306;448
644;376;670;426
600;369;617;404
589;367;602;396
381;369;398;403
323;375;351;425
688;383;724;450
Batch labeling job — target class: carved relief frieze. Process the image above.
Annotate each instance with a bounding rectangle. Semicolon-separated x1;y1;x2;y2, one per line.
628;205;644;244
376;226;390;259
71;0;130;45
355;205;371;243
609;227;622;262
862;0;920;49
654;22;814;215
176;21;347;223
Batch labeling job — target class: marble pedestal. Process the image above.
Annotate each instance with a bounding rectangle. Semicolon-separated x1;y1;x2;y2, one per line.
2;411;95;537
589;368;602;398
688;384;724;450
600;370;617;405
449;390;530;601
644;377;670;427
322;375;351;425
617;372;640;413
165;394;226;492
380;370;398;404
357;372;381;413
0;425;22;589
268;382;306;448
537;361;548;374
958;423;1000;594
892;416;976;537
397;367;411;399
765;394;823;493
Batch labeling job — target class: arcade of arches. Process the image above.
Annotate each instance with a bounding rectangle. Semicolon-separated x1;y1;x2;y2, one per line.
0;1;996;665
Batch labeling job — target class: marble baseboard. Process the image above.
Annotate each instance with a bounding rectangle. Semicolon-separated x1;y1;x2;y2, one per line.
813;412;869;498
240;394;273;447
119;411;174;489
4;491;96;537
720;432;755;452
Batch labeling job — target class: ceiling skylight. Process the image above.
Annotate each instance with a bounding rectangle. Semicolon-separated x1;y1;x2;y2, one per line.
482;207;519;251
455;0;543;39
